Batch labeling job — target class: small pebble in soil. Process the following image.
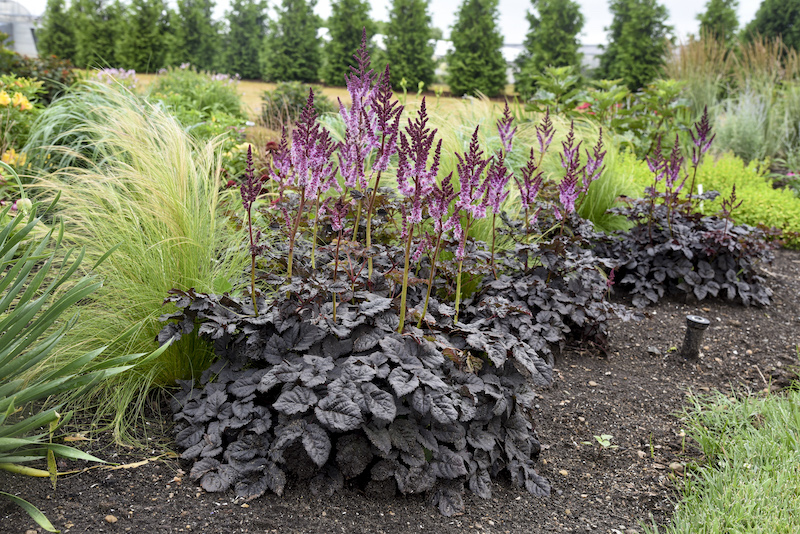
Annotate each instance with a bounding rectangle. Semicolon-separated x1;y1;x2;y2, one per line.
105;514;118;523
588;381;598;387
669;462;685;474
559;469;569;476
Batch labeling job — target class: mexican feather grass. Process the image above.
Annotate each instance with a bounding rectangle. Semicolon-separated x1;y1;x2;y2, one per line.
24;82;248;442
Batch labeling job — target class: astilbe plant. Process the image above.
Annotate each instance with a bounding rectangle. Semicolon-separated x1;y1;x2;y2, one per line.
159;37;638;516
594;113;776;307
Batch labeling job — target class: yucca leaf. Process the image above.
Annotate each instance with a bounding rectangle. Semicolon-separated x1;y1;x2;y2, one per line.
0;491;60;532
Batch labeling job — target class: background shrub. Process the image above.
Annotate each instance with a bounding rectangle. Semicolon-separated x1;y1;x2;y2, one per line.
260;82;335;131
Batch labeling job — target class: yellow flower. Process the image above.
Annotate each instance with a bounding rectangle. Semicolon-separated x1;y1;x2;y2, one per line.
2;148;17;164
0;91;9;106
1;149;25;167
11;92;31;111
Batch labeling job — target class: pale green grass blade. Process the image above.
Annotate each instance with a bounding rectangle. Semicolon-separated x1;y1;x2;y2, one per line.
0;492;59;532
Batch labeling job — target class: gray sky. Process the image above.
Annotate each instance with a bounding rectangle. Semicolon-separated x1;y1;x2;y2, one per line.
26;0;762;46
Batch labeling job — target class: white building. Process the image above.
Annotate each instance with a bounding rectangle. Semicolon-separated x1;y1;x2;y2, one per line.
0;0;38;57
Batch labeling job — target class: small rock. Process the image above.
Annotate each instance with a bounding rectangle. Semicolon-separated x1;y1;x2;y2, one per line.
746;349;753;356
588;381;599;387
105;515;118;524
669;462;685;474
559;469;569;476
636;450;647;459
652;463;666;470
26;530;37;534
626;530;640;534
647;346;661;355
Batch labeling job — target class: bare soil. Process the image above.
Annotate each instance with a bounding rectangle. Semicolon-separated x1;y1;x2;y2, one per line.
2;250;799;534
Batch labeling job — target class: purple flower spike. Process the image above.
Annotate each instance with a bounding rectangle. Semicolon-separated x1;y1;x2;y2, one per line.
428;172;459;234
690;106;716;166
455;126;491;220
292;88;338;198
497;101;516;154
338;30;380;191
329;197;350;231
485;159;511;215
559;121;583;176
557;172;579;217
580;129;606;195
665;135;685;191
515;147;544;211
240;145;261;211
372;65;403;172
536;108;555;157
647;135;666;181
396;98;441;225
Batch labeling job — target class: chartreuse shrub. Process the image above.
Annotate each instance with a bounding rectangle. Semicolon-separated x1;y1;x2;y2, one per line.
160;39;637;515
646;389;800;533
25;83;247;441
0;169;167;531
630;151;800;248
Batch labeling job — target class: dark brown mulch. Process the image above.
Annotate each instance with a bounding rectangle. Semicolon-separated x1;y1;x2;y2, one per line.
2;250;799;534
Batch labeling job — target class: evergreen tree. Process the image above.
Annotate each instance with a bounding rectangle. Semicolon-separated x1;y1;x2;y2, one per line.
697;0;739;43
116;0;170;72
69;0;122;68
514;0;584;99
36;0;76;61
221;0;267;79
599;0;672;90
447;0;507;97
172;0;220;71
384;0;435;91
320;0;374;85
745;0;800;51
262;0;321;82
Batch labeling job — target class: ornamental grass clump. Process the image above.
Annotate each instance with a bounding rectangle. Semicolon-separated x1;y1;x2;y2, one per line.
161;35;636;515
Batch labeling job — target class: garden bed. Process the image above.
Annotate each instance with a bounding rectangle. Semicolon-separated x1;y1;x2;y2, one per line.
2;249;798;534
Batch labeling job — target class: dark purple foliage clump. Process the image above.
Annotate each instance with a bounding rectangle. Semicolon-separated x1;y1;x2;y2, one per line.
593;110;777;308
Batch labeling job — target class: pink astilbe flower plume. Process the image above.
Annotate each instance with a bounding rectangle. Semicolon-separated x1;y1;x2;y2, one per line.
690;106;715;167
329;197;350;231
372;65;403;172
269;127;292;199
454;126;491;223
497;101;516;154
516;147;544;213
664;135;685;193
337;29;380;191
646;135;666;182
292;89;339;198
485;159;511;215
396;98;441;225
556;122;582;219
686;105;716;209
428;171;459;235
240;145;262;212
536;108;555;156
579;128;606;196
